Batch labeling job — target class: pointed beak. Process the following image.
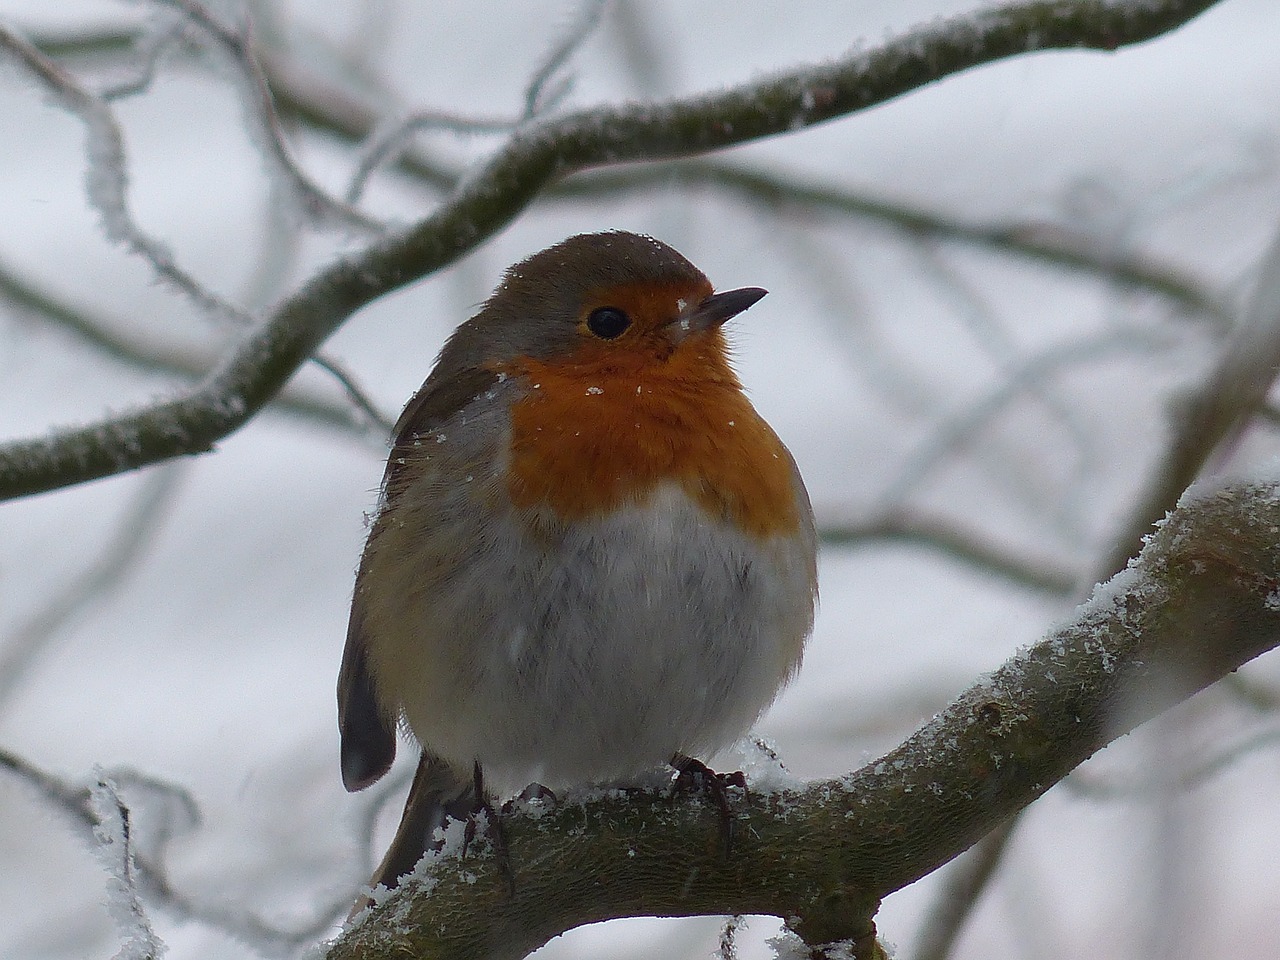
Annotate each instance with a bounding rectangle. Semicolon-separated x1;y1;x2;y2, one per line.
675;286;768;337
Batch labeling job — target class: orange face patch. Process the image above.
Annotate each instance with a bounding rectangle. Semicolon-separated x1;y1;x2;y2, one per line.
497;298;801;540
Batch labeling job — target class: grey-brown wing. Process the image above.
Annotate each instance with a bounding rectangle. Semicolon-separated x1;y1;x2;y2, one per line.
337;365;500;792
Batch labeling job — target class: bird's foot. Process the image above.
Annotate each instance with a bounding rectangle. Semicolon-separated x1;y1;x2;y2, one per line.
458;763;515;895
669;753;747;857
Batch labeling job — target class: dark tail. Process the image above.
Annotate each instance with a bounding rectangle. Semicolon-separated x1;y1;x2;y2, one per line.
354;754;476;914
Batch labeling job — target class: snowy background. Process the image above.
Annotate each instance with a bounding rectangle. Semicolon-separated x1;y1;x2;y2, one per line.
2;1;1280;958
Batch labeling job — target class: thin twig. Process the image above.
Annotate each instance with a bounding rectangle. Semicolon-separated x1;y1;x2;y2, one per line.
1065;726;1280;800
0;258;393;437
345;110;516;204
97;9;187;100
821;512;1076;597
573;162;1232;325
156;0;383;232
882;327;1180;509
1097;221;1280;579
522;0;609;118
309;354;397;433
0;21;252;327
909;239;1097;537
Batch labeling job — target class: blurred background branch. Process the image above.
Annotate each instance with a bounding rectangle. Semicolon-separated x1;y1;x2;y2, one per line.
2;1;1276;958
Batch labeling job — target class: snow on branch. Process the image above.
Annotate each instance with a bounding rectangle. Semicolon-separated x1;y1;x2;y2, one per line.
327;477;1280;960
89;778;166;960
0;0;1227;502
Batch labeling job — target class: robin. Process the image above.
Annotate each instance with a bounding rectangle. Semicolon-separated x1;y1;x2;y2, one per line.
338;230;817;892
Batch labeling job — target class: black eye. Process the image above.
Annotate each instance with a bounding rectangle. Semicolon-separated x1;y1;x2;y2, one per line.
586;306;631;339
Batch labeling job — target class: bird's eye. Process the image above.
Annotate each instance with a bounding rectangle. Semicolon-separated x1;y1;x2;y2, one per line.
586;306;631;339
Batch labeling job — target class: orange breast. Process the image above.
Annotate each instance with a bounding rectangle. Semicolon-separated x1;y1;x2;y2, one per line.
499;333;801;539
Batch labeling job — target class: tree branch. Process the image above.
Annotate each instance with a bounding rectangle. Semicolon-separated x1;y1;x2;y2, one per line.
0;259;391;436
327;478;1280;960
0;0;1226;502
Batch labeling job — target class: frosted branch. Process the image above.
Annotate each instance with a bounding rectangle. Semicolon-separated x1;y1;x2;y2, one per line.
0;21;251;327
0;749;358;954
30;14;1231;313
154;0;383;232
89;778;166;960
0;259;392;436
97;10;187;100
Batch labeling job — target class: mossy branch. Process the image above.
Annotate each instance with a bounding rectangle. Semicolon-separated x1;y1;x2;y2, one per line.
327;479;1280;959
0;0;1224;501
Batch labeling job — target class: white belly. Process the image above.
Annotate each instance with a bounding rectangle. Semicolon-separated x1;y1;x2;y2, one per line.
365;482;814;796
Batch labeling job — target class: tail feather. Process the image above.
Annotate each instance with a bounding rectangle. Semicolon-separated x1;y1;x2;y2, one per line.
368;754;476;893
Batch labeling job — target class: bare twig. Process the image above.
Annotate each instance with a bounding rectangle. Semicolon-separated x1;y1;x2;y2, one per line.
0;258;393;436
522;0;609;118
821;511;1076;597
155;0;383;232
345;111;516;204
1065;725;1280;799
882;326;1179;509
0;21;251;327
1220;671;1280;712
909;240;1096;535
309;354;396;433
97;9;187;100
574;162;1232;324
1098;221;1280;579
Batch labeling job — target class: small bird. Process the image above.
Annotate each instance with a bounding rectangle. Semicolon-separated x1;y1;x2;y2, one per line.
339;231;817;891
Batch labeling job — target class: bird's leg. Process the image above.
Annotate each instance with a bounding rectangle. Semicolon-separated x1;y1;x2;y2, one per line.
460;762;515;895
669;752;747;857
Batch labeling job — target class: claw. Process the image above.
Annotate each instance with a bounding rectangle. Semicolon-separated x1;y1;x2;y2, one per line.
669;753;746;857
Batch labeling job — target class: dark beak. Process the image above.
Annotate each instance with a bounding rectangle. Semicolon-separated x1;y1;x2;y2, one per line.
676;287;768;336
